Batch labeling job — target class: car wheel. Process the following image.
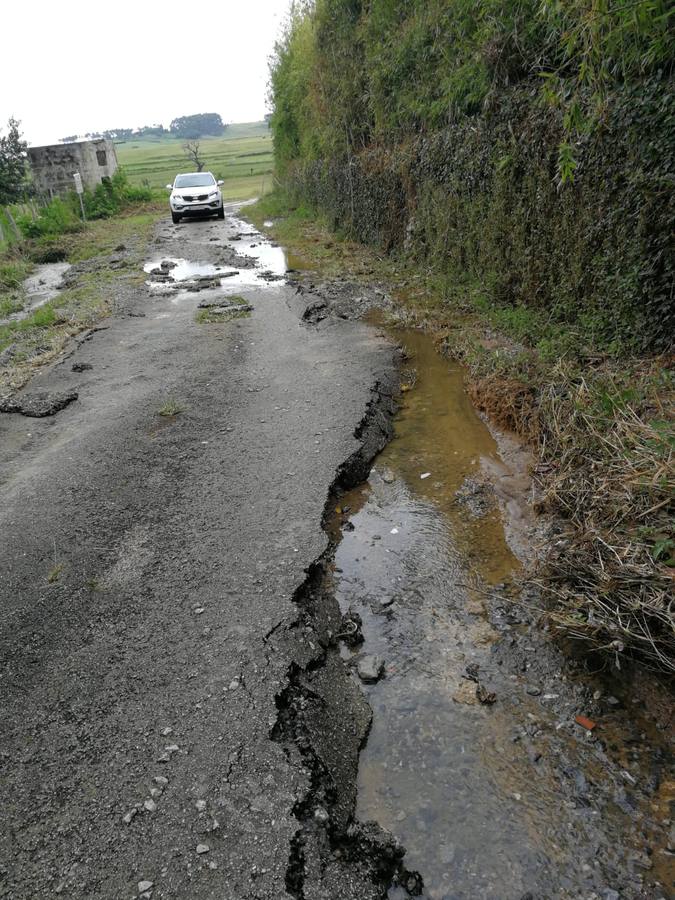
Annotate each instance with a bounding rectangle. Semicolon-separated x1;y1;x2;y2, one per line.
217;205;225;220
171;212;181;224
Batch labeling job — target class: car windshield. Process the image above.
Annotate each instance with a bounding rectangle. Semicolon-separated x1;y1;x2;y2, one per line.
174;173;215;188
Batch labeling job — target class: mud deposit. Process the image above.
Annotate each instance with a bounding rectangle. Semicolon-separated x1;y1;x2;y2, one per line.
321;328;674;899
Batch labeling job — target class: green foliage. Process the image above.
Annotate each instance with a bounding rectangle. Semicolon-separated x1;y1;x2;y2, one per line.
269;1;674;354
169;113;225;139
270;0;673;177
0;257;31;291
17;198;82;238
0;118;28;205
16;169;153;238
83;169;152;220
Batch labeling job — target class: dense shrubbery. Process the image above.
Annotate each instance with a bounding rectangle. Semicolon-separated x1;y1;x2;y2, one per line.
269;0;674;353
17;169;153;238
17;197;83;239
84;169;153;219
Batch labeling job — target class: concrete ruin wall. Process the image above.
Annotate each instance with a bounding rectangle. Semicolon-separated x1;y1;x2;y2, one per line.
27;139;119;198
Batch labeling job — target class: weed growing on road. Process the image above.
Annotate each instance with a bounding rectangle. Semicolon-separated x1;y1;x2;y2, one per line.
157;399;183;417
47;563;63;583
195;306;251;324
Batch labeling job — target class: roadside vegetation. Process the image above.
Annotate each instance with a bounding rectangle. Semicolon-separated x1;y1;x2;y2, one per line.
0;207;159;395
259;0;674;672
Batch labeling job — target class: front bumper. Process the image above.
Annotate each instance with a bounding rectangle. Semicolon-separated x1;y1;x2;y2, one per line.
171;197;222;215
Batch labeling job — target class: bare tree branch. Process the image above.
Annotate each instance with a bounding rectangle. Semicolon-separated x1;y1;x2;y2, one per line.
182;141;205;172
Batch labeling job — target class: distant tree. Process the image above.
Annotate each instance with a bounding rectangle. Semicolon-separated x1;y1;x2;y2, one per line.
170;113;225;139
103;128;134;140
0;117;28;204
182;141;205;172
135;124;167;138
60;134;79;143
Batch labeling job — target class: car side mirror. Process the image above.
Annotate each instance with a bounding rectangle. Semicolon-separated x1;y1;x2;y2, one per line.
166;184;173;190
217;180;224;186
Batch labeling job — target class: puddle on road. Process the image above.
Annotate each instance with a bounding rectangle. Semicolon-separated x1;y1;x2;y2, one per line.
144;218;289;302
227;215;288;279
144;258;222;282
328;326;672;899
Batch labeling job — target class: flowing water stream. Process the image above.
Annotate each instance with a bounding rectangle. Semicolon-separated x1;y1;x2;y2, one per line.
326;328;673;899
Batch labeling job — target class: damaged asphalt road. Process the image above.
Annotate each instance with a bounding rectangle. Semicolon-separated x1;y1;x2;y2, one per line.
0;210;405;899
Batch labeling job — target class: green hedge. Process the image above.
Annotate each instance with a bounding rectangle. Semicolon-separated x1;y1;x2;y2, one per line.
269;1;674;354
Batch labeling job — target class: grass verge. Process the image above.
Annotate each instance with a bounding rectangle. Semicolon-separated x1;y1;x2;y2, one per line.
247;192;675;674
0;207;162;394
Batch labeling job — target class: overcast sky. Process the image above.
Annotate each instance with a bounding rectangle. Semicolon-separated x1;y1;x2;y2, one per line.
2;0;290;146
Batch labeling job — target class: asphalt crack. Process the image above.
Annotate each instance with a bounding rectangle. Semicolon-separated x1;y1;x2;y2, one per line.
270;377;424;899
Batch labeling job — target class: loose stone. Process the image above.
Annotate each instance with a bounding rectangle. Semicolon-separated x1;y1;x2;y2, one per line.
357;655;385;684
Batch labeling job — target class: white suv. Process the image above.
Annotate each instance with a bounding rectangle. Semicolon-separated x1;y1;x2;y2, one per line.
167;172;224;224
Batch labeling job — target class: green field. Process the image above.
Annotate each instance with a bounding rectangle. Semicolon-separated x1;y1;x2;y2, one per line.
115;121;274;201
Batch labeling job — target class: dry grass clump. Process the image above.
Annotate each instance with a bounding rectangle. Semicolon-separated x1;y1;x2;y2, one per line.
447;329;674;672
469;374;540;443
533;363;674;673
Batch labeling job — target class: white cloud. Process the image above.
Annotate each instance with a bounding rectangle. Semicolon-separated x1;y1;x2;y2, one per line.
2;0;290;145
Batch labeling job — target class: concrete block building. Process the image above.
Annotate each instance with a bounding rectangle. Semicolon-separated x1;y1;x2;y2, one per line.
27;138;118;198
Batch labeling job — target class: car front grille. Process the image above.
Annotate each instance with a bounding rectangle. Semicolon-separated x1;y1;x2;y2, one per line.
183;194;209;202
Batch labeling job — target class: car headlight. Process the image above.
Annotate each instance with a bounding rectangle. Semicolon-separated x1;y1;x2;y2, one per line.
208;191;219;199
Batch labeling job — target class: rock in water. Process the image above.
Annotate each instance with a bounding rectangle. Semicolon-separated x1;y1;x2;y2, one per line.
357;655;385;684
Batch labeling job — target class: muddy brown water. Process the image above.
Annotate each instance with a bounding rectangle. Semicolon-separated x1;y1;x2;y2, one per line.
327;328;673;899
